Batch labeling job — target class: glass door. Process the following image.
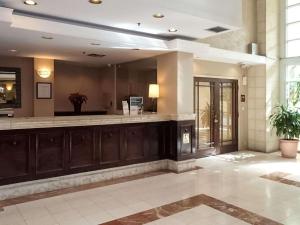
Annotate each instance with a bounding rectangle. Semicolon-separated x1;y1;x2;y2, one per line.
194;78;238;157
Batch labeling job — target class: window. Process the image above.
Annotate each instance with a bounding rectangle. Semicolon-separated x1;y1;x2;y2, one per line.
286;0;300;57
286;64;300;108
283;0;300;109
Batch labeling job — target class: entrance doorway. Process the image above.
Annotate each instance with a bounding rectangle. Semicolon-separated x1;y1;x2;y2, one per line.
194;77;238;157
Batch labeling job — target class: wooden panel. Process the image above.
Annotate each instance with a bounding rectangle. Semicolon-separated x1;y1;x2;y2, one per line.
146;124;161;159
36;129;65;175
169;121;196;161
0;121;194;186
100;126;122;165
69;127;95;169
125;125;145;161
0;133;31;180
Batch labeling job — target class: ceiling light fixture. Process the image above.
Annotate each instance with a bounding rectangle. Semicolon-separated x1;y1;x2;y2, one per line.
41;36;54;40
89;0;102;4
9;49;17;53
153;13;165;19
168;28;178;32
38;69;51;78
24;0;37;5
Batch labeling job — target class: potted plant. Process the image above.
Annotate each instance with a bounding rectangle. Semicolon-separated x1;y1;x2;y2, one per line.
69;93;88;114
270;105;300;158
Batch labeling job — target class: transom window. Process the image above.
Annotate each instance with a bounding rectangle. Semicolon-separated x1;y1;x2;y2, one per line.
284;0;300;109
286;0;300;57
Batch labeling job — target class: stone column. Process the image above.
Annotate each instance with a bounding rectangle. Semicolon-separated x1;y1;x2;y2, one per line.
248;0;280;152
157;52;196;172
157;52;194;115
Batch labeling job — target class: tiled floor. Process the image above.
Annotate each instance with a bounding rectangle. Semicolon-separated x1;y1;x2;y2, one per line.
1;151;300;225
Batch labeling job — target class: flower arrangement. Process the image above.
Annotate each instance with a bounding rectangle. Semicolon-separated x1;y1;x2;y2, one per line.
68;93;88;113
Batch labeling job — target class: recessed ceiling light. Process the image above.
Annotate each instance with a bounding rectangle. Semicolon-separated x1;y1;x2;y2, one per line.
41;36;54;40
153;13;165;19
90;43;101;46
9;49;17;53
24;0;37;5
168;28;178;32
89;0;102;4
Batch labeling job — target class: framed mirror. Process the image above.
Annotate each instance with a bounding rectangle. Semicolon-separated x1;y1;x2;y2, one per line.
0;67;21;109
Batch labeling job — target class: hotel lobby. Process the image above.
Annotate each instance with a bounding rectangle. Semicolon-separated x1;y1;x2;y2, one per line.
0;0;300;224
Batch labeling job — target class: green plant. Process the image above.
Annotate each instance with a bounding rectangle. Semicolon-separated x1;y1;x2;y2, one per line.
289;82;300;107
200;103;210;128
269;105;300;140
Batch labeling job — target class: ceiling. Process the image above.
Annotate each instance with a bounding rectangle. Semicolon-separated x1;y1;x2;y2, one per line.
0;0;243;66
0;22;166;67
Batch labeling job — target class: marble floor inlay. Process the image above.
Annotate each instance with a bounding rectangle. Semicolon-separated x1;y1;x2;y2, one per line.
261;171;300;187
100;194;282;225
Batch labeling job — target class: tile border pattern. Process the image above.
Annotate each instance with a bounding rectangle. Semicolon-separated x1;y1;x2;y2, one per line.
0;171;169;209
0;159;200;201
260;171;300;187
0;166;202;209
100;194;282;225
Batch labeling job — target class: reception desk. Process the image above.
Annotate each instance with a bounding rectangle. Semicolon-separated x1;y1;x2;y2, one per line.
0;114;196;186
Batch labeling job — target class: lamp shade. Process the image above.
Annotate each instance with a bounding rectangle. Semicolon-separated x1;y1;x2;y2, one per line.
149;84;159;98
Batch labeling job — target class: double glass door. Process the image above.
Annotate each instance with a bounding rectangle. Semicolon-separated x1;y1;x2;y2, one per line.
194;77;238;157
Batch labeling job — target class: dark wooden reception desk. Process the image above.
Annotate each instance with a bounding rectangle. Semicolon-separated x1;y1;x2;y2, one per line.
0;114;196;186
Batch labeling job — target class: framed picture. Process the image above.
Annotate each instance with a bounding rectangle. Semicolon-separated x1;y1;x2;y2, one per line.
36;82;52;99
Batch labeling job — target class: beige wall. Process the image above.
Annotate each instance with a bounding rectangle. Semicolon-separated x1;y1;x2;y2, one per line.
200;0;257;54
157;52;194;115
0;56;34;117
178;52;194;114
193;60;248;150
34;58;55;117
157;52;178;114
247;65;267;151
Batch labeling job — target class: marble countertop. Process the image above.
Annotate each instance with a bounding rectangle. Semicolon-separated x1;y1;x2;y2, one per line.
0;113;196;130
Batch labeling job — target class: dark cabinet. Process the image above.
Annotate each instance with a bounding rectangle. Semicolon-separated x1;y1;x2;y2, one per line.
125;125;145;162
69;128;95;170
35;129;65;176
179;125;194;156
0;120;195;186
0;132;31;182
146;124;162;160
99;126;122;165
170;121;196;161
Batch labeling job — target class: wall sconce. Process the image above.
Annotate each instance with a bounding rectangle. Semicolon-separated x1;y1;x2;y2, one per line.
6;83;13;91
149;84;159;113
38;69;51;78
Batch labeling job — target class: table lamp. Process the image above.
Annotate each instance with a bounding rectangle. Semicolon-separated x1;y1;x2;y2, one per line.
149;84;159;113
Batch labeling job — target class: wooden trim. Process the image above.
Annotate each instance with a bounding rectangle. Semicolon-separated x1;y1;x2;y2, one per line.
194;77;239;157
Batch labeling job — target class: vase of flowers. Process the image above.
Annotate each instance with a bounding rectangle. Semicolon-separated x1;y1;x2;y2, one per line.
69;93;88;114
